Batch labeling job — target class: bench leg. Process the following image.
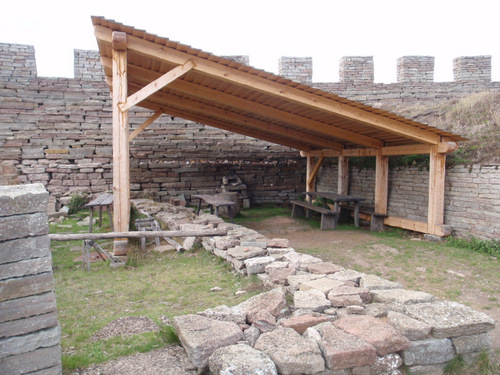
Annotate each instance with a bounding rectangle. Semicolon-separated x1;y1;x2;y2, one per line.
354;202;360;227
292;204;305;218
196;199;202;215
321;213;337;230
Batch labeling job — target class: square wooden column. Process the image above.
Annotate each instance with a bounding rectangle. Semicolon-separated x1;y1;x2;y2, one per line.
372;150;389;231
112;32;130;256
337;156;349;195
428;145;446;233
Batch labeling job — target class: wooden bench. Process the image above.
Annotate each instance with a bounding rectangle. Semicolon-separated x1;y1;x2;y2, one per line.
290;200;337;230
192;194;237;223
340;206;388;231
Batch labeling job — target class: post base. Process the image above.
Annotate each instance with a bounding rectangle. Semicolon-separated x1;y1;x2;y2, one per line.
113;239;128;256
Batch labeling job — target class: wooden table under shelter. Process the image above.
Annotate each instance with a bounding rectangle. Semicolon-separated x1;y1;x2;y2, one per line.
192;194;237;223
291;192;365;230
84;193;114;233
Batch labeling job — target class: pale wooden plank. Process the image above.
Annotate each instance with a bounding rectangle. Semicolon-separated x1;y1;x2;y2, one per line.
428;145;447;228
374;150;389;215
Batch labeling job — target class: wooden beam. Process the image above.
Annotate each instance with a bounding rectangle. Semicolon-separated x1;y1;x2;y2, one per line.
338;156;349;195
128;82;337;150
120;59;195;112
94;26;441;145
374;150;389;216
341;148;378;157
306;156;316;194
129;110;163;141
300;150;341;157
384;216;428;233
428;144;447;229
307;156;325;187
100;56;380;149
111;31;130;256
339;142;459;157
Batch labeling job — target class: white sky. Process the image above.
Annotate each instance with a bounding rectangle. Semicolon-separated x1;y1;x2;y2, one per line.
1;0;498;83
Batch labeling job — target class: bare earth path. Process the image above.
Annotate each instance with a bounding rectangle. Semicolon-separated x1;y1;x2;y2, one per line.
78;215;499;374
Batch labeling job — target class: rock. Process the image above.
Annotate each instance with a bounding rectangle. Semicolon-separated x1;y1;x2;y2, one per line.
267;238;290;248
328;269;365;284
404;301;496;338
300;278;346;295
235;288;287;325
280;313;332;334
386;311;431;341
152;245;175;253
334;315;411;356
364;303;390;318
208;343;277;375
307;262;345;275
401;338;454;366
282;252;323;271
173;314;243;369
317;323;377;370
370;353;403;375
245;256;275;275
197;305;247;325
182;237;197;251
255;327;325;375
214;236;239;250
267;267;296;285
371;289;434;305
345;305;365;315
294;289;331;312
328;285;371;304
287;274;326;290
359;275;402;290
210;287;223;292
265;261;290;273
451;332;492;355
267;247;296;260
244;325;261;347
227;246;267;261
329;294;363;308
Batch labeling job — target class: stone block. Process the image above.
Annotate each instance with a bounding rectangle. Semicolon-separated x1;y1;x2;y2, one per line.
401;338;454;366
287;274;326;291
0;325;60;359
334;315;411;356
452;332;492;354
327;285;371;304
370;353;403;375
173;314;243;369
300;277;346;295
0;256;52;281
307;262;345;275
209;343;277;375
386;311;431;341
0;184;48;217
0;311;58;339
197;305;247;325
359;274;402;290
318;323;377;370
404;301;496;338
267;238;289;248
328;269;365;284
0;292;57;323
0;345;62;375
267;267;296;285
280;313;332;334
0;212;48;241
371;288;434;305
255;327;325;375
0;272;54;303
245;256;275;275
227;246;267;261
0;236;50;265
294;289;331;312
235;288;287;324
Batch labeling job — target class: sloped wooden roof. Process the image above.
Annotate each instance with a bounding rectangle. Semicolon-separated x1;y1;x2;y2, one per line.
92;16;465;152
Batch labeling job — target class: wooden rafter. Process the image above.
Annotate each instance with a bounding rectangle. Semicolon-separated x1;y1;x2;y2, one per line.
129;110;163;141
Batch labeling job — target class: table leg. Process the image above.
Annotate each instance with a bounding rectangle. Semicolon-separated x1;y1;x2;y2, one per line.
98;206;103;227
354;202;360;227
106;206;114;231
88;208;94;233
196;199;202;215
334;202;340;227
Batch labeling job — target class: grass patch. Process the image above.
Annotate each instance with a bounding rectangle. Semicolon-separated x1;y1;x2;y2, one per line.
232;204;290;223
51;211;264;373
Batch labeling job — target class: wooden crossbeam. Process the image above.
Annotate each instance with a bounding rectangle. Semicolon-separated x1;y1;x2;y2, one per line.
129;110;163;141
307;156;325;187
120;60;195;112
336;142;458;157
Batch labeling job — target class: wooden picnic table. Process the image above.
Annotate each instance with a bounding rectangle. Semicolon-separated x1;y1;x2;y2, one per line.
305;191;365;228
192;194;237;223
84;193;114;233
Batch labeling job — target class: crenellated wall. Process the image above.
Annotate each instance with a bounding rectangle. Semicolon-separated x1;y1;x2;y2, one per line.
1;43;500;239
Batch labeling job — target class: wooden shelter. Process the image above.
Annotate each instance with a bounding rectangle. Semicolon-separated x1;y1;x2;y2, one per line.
92;17;465;255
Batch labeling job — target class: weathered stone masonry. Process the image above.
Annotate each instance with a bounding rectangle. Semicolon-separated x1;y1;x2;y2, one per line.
1;43;500;239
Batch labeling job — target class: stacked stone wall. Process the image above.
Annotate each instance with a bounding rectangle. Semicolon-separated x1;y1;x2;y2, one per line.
1;43;500;239
0;183;61;374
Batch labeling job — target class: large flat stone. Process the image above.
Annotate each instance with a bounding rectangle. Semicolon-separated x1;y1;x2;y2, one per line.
371;289;434;305
300;277;346;295
209;343;277;375
227;246;267;261
245;256;275;275
359;274;402;290
334;315;411;356
404;301;496;338
327;285;371;304
255;327;325;375
267;238;290;248
401;338;454;366
451;332;492;355
0;272;54;303
0;345;61;375
294;289;331;312
328;269;365;284
0;236;50;265
0;292;57;323
173;314;243;369
235;287;287;324
0;212;48;242
386;311;431;341
0;183;48;217
287;274;326;290
0;325;60;359
317;323;377;370
0;256;52;281
197;305;247;325
267;267;296;285
307;262;345;275
280;313;332;334
282;252;323;270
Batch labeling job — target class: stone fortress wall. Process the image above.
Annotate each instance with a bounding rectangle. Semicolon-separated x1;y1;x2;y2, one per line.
1;42;500;239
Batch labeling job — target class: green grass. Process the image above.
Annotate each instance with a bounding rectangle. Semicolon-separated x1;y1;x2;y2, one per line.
51;210;264;373
232;203;291;223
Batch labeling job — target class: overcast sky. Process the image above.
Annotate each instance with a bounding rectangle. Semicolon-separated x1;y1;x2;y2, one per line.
1;0;498;83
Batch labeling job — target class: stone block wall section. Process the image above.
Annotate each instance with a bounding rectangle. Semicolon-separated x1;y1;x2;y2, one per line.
1;43;500;239
0;183;62;375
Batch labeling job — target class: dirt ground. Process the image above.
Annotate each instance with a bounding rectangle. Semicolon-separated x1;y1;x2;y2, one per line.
77;216;499;374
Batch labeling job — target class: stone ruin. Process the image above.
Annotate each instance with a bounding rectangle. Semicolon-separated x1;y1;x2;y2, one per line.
132;199;496;375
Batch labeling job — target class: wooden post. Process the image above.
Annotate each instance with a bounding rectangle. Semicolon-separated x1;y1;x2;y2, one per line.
112;31;130;256
306;156;316;199
374;150;389;215
428;145;446;233
338;155;349;195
